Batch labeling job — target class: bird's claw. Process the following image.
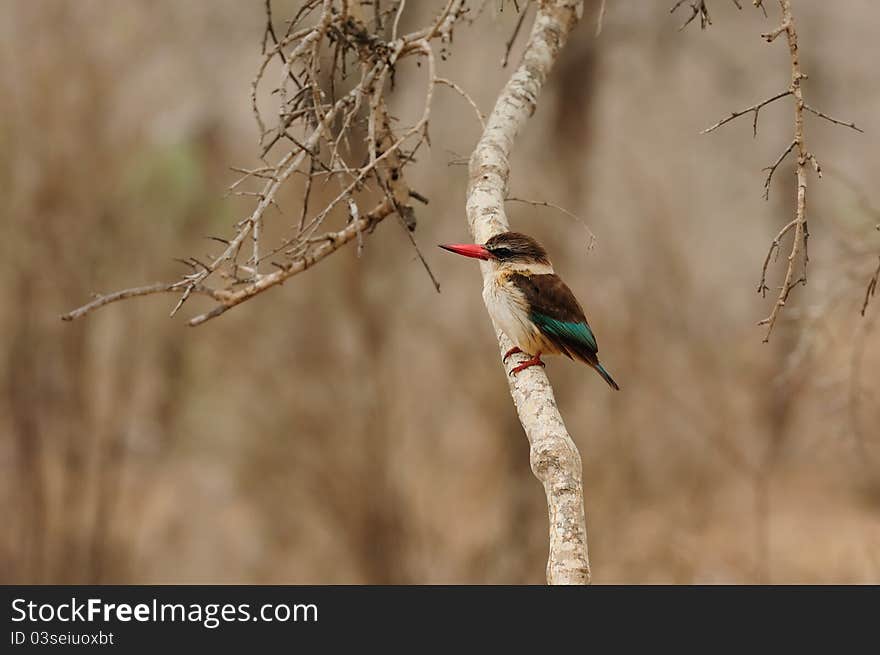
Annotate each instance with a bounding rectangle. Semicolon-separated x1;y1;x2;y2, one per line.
508;356;545;376
502;346;523;363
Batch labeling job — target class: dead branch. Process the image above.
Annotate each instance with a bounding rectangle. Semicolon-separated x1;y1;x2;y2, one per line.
60;283;229;322
695;0;863;341
63;0;470;326
188;198;396;326
757;1;811;341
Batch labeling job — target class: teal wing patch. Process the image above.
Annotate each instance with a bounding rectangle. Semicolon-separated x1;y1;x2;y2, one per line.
531;312;598;354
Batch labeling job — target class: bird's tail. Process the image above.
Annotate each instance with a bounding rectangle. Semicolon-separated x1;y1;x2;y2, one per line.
594;362;620;391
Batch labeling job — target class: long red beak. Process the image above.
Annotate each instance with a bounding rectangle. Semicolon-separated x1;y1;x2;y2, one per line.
438;243;493;260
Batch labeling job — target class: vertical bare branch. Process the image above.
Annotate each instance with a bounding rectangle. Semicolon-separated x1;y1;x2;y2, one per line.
466;0;591;585
697;0;862;341
755;0;810;341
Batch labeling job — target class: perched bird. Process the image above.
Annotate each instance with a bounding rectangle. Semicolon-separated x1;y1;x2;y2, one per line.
439;231;619;390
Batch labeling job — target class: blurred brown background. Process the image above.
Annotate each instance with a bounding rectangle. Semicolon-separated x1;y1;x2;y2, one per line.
1;1;879;584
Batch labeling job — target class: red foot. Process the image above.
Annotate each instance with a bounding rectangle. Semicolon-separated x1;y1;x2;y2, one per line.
502;346;523;362
510;353;545;376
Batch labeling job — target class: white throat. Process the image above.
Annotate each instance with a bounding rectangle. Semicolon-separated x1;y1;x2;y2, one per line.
493;260;554;275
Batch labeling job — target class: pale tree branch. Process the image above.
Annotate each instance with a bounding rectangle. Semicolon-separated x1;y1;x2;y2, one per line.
466;0;590;585
60;283;229;322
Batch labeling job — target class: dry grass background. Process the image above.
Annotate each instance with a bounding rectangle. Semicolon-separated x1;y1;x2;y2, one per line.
1;0;879;584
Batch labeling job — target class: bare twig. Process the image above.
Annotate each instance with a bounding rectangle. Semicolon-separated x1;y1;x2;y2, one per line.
391;0;406;41
397;215;442;292
436;77;486;130
671;0;712;31
761;139;796;200
188;198;396;327
803;103;864;134
61;283;228;322
757;219;796;297
862;256;880;317
849;299;879;462
671;0;746;31
701;90;791;137
505;197;597;251
501;4;529;67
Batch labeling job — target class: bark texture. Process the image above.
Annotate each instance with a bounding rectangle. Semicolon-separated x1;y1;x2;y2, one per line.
466;0;590;585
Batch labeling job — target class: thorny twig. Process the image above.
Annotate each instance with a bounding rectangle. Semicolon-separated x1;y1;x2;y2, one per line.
693;0;863;341
63;0;471;325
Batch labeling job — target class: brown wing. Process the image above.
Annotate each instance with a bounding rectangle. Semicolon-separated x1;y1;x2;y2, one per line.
510;273;599;357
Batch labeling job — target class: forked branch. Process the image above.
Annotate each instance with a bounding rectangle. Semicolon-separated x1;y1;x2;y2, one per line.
670;0;743;31
696;0;863;341
62;1;469;326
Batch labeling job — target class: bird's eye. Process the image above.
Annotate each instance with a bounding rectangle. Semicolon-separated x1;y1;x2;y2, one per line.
493;247;511;259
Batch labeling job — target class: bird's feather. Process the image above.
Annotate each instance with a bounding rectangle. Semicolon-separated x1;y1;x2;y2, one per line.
531;313;598;354
510;272;619;390
593;362;620;391
510;273;599;357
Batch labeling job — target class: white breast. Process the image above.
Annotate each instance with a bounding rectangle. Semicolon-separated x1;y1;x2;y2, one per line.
482;273;544;354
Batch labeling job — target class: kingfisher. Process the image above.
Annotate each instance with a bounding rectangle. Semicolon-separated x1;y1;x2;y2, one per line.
439;231;619;390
